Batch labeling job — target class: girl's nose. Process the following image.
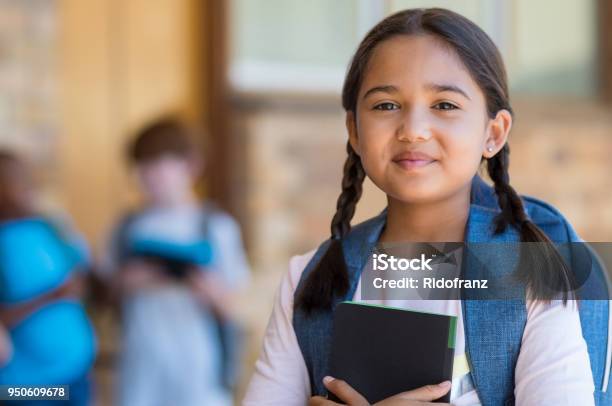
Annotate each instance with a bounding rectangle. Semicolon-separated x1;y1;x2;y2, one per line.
396;109;432;142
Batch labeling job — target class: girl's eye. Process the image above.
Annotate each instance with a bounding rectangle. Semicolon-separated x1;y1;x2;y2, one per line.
433;101;459;111
373;102;399;111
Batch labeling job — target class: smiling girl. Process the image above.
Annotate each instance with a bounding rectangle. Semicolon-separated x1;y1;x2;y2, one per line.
243;8;609;406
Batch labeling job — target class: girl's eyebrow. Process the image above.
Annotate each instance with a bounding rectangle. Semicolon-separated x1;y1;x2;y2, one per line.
425;82;471;100
362;85;398;99
362;83;471;100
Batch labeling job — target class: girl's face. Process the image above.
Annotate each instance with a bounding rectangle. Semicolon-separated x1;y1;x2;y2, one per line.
347;34;511;205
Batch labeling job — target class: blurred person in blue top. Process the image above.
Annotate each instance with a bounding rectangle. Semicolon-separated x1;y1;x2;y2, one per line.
0;150;97;405
99;118;251;406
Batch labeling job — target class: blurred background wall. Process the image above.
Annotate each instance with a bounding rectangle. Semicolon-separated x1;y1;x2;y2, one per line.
58;0;207;245
1;0;612;404
0;0;208;243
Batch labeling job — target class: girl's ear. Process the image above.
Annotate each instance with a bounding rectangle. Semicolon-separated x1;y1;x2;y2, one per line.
483;109;512;158
346;111;361;156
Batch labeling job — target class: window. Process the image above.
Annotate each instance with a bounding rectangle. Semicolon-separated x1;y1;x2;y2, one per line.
229;0;596;96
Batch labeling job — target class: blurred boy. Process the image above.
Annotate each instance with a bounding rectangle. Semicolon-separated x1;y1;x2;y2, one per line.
101;118;250;406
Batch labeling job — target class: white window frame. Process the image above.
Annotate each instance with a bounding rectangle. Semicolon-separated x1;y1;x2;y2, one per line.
228;0;590;95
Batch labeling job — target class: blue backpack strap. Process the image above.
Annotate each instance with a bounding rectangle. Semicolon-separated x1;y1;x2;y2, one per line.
462;201;526;406
292;239;334;396
474;178;612;404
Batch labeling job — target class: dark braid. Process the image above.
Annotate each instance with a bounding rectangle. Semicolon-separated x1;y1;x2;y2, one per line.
295;143;365;313
331;143;367;239
487;144;527;234
487;145;575;302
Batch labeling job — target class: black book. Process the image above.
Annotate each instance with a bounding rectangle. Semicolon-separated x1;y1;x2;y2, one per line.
328;302;456;403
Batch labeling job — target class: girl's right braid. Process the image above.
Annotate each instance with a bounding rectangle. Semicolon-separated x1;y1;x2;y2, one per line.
295;142;366;312
331;142;366;239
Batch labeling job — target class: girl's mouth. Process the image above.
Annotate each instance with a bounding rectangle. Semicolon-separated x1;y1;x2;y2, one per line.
392;150;437;170
393;159;436;170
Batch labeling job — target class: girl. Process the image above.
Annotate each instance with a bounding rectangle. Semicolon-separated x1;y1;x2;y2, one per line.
0;150;96;405
244;8;610;406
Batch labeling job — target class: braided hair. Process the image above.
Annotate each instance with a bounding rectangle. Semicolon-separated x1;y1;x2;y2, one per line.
295;142;366;311
295;8;573;313
487;145;573;300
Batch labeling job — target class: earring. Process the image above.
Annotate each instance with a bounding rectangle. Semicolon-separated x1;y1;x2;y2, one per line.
487;146;493;152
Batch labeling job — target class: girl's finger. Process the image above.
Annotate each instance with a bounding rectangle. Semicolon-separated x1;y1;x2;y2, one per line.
308;395;343;406
323;376;370;406
395;381;451;402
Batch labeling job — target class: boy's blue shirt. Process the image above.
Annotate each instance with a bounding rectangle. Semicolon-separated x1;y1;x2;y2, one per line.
293;175;611;405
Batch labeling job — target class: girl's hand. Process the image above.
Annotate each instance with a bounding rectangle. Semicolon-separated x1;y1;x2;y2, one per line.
0;323;12;367
308;376;451;406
